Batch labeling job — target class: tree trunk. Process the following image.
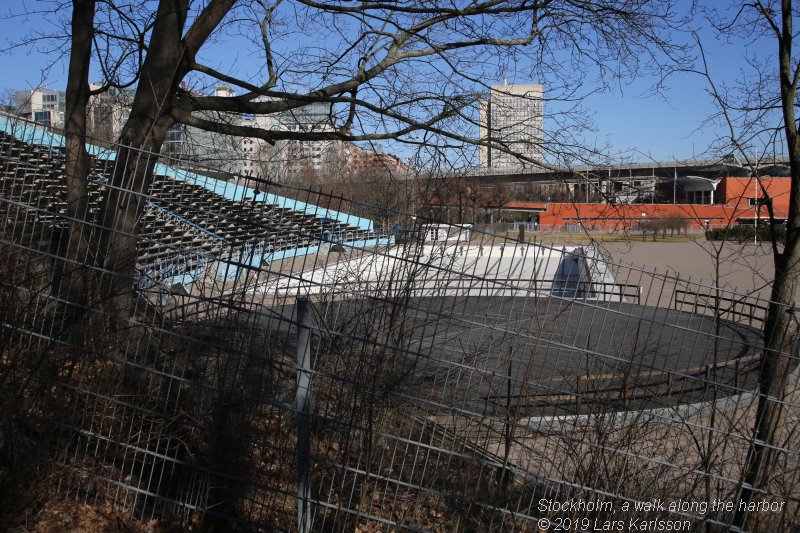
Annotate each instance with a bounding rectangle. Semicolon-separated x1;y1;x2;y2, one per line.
735;244;799;527
734;1;800;526
94;0;190;318
61;0;96;312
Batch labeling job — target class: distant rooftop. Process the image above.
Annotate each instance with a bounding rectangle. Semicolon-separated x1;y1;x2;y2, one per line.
462;155;791;182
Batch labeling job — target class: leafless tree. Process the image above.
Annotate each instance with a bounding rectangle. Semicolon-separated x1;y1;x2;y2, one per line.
43;0;692;308
62;0;96;309
693;2;800;527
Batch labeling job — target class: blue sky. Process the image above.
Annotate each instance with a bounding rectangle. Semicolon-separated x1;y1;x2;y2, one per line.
0;3;777;164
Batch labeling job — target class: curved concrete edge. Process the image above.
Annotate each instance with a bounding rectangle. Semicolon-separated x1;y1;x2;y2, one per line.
522;361;799;434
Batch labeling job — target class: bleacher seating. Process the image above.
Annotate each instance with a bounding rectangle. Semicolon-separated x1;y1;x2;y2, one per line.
0;127;369;287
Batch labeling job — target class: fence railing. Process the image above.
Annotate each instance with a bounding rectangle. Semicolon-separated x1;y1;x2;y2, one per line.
673;288;771;328
255;276;642;303
1;115;798;532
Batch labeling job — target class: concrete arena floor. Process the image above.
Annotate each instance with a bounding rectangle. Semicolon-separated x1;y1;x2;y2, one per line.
296;296;763;419
600;240;794;303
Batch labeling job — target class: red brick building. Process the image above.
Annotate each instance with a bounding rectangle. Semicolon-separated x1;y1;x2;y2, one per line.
350;148;409;175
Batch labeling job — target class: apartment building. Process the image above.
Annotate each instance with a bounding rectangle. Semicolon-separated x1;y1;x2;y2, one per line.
479;82;543;169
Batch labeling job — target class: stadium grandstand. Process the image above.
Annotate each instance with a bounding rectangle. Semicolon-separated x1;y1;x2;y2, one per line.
0;114;389;293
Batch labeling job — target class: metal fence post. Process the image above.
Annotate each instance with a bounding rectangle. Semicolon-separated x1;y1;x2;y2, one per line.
296;297;312;533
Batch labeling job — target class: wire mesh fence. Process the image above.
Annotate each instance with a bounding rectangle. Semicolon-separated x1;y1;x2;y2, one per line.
1;115;799;531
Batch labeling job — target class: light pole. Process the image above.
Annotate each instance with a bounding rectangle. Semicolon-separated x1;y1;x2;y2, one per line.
754;178;759;244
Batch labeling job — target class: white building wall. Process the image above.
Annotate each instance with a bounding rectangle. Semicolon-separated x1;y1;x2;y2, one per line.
15;88;66;128
87;85;133;141
479;83;543;169
241;99;350;183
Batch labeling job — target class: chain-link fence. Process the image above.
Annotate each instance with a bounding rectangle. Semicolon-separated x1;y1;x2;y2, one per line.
1;116;798;531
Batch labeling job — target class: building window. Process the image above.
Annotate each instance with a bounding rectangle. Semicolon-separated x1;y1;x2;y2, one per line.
689;190;714;204
34;111;51;126
166;123;182;141
747;197;769;206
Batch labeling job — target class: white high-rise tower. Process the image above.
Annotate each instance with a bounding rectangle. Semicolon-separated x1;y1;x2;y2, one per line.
479;82;543;169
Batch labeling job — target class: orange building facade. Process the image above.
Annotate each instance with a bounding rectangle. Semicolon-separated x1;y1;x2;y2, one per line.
716;176;792;212
505;177;791;231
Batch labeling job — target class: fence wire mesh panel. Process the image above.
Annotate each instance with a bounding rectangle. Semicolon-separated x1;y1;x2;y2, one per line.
1;115;799;532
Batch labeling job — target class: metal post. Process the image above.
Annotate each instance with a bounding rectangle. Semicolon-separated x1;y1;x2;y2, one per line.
754;178;759;244
296;297;312;533
673;167;677;204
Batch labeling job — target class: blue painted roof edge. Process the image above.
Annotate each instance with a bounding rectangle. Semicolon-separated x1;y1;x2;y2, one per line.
0;114;373;230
